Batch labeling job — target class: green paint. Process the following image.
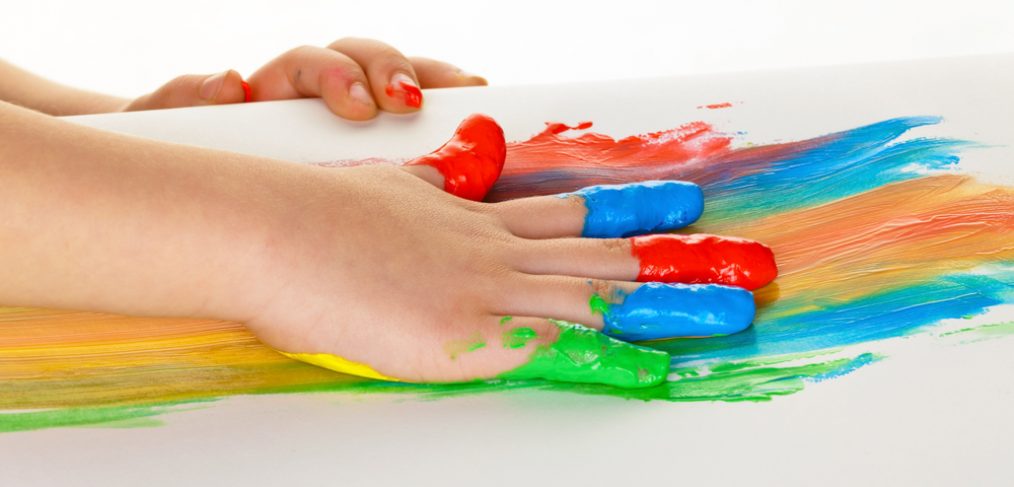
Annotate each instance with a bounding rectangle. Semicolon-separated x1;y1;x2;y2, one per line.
589;293;611;316
502;326;538;349
499;316;513;326
939;321;1014;339
467;341;487;352
497;320;670;388
0;400;211;433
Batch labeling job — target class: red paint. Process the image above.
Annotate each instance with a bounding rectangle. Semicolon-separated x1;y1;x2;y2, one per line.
240;80;252;103
631;234;778;290
697;102;733;109
407;114;506;201
385;81;423;108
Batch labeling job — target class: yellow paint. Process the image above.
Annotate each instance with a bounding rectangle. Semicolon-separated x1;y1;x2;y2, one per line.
277;351;399;382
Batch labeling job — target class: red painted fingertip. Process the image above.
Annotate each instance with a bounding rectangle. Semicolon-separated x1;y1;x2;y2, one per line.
406;113;506;201
240;80;252;103
631;234;778;290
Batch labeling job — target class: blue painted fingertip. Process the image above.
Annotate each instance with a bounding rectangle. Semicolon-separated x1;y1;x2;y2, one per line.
594;282;755;341
563;181;704;238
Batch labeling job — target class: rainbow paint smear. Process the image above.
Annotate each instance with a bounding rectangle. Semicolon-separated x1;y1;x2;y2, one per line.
1;115;1012;432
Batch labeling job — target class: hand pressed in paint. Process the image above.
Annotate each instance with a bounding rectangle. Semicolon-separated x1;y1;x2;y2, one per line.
244;118;778;388
121;37;487;119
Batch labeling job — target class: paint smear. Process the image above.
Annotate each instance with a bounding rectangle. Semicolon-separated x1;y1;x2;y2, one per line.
1;115;1012;432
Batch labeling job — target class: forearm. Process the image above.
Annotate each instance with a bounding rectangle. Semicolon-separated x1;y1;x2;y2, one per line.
0;100;325;320
0;60;129;115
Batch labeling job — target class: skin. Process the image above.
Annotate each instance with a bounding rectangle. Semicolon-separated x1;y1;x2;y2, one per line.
0;38;776;385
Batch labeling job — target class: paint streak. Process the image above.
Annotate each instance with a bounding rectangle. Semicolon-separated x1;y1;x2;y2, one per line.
699;102;733;109
591;283;756;341
407;113;506;201
631;234;778;290
1;115;1012;431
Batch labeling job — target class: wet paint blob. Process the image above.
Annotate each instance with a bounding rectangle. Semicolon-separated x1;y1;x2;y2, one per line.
592;282;756;341
632;234;778;290
407;113;507;201
565;181;704;238
499;320;670;388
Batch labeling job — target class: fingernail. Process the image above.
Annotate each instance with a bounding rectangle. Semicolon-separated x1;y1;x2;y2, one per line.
199;71;228;101
348;82;374;106
631;234;778;290
592;282;755;341
499;320;670;388
385;72;423;108
562;181;704;238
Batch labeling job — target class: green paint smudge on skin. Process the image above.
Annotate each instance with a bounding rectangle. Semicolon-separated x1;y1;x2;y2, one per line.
467;341;486;352
498;320;670;388
589;293;611;316
445;333;487;359
499;316;513;326
502;327;538;349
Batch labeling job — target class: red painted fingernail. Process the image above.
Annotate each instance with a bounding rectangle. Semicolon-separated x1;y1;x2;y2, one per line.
385;73;422;108
240;80;252;103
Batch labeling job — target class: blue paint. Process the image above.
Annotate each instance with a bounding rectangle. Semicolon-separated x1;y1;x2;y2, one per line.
704;116;977;220
596;282;756;341
660;268;1014;365
565;181;704;238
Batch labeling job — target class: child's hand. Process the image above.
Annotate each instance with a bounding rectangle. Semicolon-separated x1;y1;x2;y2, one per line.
122;37;486;120
227;115;777;388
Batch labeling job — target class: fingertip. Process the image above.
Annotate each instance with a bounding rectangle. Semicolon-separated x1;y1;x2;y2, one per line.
599;283;756;340
211;70;248;104
499;319;670;388
384;72;423;111
571;180;705;238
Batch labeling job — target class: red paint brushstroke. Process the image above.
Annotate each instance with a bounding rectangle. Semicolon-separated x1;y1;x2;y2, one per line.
697;102;733;109
407;114;506;201
385;80;423;108
490;121;734;200
631;234;778;290
240;80;252;103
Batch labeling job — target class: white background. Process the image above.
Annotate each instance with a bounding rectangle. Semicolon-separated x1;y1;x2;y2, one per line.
3;0;1014;97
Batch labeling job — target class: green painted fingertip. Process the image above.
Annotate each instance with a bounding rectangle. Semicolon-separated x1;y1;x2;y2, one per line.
498;320;670;388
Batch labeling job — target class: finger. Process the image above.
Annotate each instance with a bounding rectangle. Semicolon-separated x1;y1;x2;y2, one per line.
246;45;377;120
503;277;756;341
496;181;705;239
403;113;506;200
493;317;670;388
328;37;423;112
125;70;248;111
409;56;487;88
513;233;778;290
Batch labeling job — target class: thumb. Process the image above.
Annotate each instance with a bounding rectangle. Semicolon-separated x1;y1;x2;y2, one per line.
403;113;507;201
124;70;249;111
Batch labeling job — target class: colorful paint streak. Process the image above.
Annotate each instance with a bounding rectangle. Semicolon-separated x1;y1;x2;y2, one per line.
1;115;1012;432
591;282;756;340
407;113;506;201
